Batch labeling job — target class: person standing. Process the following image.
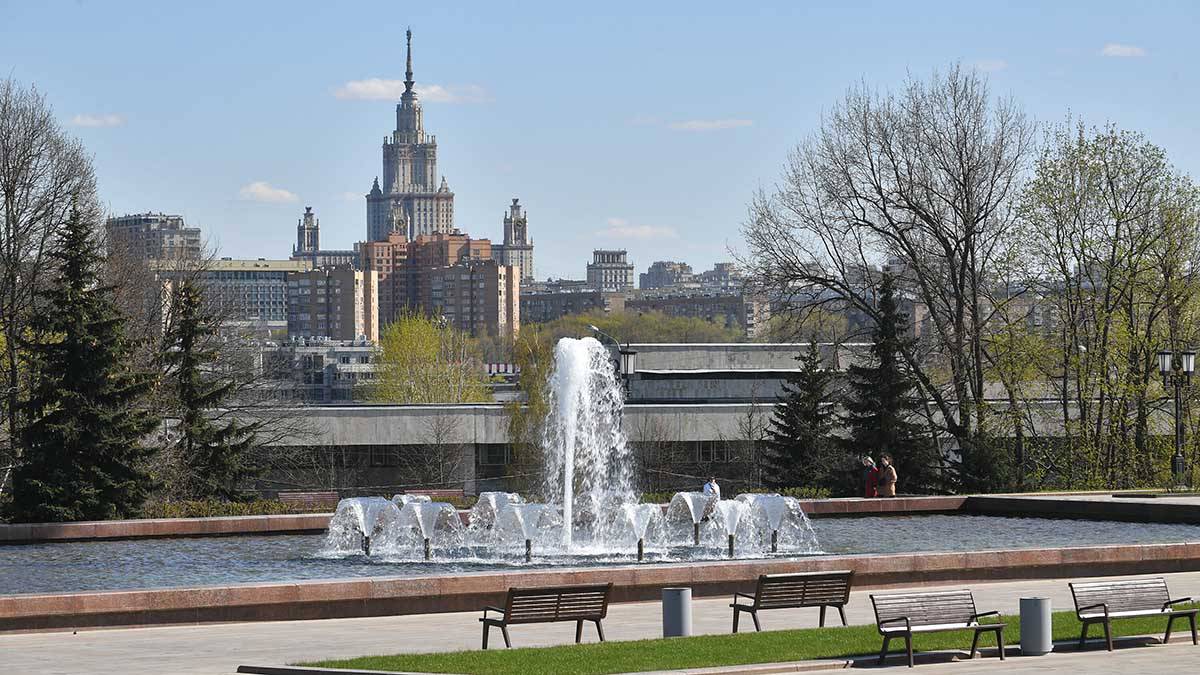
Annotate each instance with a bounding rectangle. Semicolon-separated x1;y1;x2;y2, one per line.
862;456;880;498
878;453;898;497
703;476;721;501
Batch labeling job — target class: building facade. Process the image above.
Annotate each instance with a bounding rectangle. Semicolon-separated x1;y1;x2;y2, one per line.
587;249;635;291
291;206;358;268
154;258;310;329
492;198;534;282
627;292;770;339
640;261;695;290
259;338;377;403
430;259;520;338
286;265;379;342
365;30;455;242
520;289;626;323
106;212;202;261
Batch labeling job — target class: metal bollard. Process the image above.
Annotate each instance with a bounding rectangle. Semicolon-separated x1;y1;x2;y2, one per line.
1020;597;1051;656
662;587;692;638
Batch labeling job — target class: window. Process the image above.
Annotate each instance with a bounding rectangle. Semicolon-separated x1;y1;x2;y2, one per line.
480;444;510;466
697;441;732;464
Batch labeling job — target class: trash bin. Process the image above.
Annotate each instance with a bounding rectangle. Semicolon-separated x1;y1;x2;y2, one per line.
1020;597;1052;656
662;587;692;637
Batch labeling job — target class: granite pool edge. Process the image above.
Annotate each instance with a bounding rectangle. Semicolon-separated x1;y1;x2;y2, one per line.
3;541;1198;632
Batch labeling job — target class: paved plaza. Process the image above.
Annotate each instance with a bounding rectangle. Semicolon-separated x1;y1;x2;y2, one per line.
4;570;1200;674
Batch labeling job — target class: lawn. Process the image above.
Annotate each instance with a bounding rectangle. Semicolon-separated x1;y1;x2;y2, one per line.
309;604;1197;675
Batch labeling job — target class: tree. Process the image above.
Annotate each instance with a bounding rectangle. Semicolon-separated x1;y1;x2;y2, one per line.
762;340;840;491
10;208;158;522
840;275;942;494
0;78;98;494
741;64;1034;486
161;281;261;500
367;313;490;404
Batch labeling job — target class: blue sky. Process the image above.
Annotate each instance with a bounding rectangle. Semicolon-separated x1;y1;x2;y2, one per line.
2;1;1197;279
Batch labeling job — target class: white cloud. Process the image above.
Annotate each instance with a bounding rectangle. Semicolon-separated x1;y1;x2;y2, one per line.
971;59;1008;73
238;181;298;204
598;217;678;240
341;191;362;202
333;79;490;103
1100;43;1146;57
667;119;753;132
70;113;125;128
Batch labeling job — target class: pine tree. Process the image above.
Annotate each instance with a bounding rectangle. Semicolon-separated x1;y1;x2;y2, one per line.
10;208;159;522
162;281;261;500
762;339;840;490
840;274;941;493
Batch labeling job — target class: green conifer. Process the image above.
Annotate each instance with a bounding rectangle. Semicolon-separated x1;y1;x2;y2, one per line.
762;339;840;490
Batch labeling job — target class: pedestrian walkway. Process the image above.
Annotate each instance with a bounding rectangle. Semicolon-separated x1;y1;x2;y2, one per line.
6;570;1200;675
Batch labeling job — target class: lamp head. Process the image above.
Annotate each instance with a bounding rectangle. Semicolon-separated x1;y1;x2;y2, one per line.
1158;350;1174;377
587;324;600;333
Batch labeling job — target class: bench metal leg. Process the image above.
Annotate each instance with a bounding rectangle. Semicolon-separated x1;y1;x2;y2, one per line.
576;619;584;644
996;627;1005;660
733;608;740;633
969;630;980;659
819;606;826;627
751;610;761;632
1103;620;1113;652
905;633;914;668
594;619;605;642
501;624;512;649
878;636;892;665
1079;621;1090;649
837;604;847;626
1191;613;1198;645
482;624;490;650
1166;615;1177;644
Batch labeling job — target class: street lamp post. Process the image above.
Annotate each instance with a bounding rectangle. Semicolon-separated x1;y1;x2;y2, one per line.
1157;349;1196;490
587;324;637;396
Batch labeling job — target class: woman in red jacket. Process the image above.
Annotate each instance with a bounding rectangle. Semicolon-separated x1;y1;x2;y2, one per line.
862;456;879;498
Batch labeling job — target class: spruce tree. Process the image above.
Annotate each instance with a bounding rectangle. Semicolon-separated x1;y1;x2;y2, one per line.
840;274;941;493
10;208;159;522
762;339;839;490
163;281;260;500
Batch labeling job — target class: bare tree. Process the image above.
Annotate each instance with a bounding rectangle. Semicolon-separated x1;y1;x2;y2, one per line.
401;413;472;489
0;78;98;491
741;65;1034;487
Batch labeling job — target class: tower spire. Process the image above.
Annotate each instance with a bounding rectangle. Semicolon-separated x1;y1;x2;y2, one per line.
404;28;414;94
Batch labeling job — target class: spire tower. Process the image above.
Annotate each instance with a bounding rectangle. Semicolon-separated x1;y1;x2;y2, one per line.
404;28;415;95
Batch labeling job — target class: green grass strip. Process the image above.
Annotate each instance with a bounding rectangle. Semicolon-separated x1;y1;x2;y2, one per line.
309;604;1198;675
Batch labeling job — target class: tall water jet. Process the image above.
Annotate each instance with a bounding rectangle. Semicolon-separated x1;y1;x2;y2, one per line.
542;337;634;550
668;492;712;545
713;500;749;557
622;504;661;561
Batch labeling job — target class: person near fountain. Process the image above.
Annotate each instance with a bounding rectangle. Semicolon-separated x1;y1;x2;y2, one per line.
703;476;721;501
862;456;880;498
878;454;898;497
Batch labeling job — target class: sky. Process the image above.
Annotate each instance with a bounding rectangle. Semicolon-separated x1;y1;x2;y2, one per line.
2;0;1198;280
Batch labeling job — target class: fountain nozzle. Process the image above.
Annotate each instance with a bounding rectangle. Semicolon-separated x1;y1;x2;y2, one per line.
423;537;431;561
525;539;532;563
637;538;644;562
727;533;735;558
362;535;372;557
771;530;778;553
693;522;700;546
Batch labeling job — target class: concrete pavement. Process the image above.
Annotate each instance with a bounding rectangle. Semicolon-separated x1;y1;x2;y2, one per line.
6;570;1200;675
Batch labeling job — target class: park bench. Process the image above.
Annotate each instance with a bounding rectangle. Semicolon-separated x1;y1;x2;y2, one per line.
730;570;853;632
276;490;340;510
871;589;1005;668
405;488;465;500
1070;577;1197;651
479;583;612;649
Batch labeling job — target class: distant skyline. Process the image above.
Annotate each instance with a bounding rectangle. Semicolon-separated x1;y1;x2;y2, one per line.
2;0;1198;278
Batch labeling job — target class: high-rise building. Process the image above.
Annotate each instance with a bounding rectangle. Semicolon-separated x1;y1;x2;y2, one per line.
286;265;378;342
355;231;409;326
365;30;455;242
106;212;202;261
493;198;534;282
640;260;695;290
290;206;358;268
586;249;634;291
153;258;310;329
430;259;520;339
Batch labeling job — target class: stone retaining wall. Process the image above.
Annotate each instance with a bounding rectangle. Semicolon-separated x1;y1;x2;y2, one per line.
2;541;1197;632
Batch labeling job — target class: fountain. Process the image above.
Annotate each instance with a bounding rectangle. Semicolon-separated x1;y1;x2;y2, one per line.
541;337;635;551
397;501;464;560
712;500;749;557
498;503;546;562
324;497;399;556
668;492;713;545
621;503;662;561
392;494;432;507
